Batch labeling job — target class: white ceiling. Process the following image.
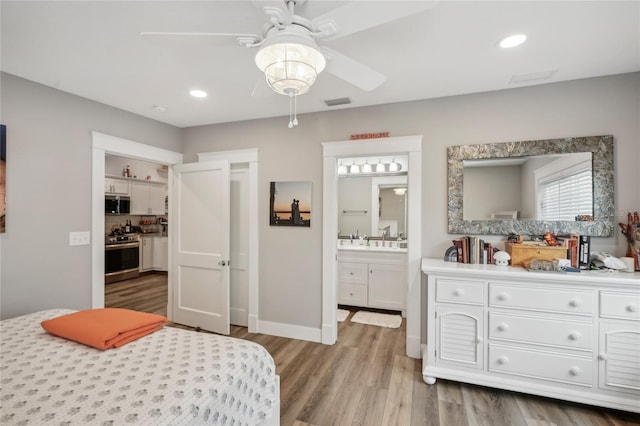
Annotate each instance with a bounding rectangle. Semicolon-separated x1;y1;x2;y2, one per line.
2;1;639;128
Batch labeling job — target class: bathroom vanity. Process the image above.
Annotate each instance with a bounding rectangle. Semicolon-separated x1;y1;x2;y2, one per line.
338;242;407;315
421;258;640;413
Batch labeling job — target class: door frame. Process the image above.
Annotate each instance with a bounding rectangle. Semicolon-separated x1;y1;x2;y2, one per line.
321;135;423;357
197;149;259;332
91;132;183;311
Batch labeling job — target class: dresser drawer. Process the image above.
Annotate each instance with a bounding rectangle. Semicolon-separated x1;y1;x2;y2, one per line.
338;284;367;306
436;279;484;305
489;312;593;350
489;344;593;386
489;283;594;315
600;292;640;321
338;262;368;285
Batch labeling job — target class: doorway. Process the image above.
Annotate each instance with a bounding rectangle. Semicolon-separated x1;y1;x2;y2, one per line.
93;134;260;332
321;135;423;358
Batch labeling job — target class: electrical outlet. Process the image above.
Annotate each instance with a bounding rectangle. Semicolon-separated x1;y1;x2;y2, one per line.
69;231;91;246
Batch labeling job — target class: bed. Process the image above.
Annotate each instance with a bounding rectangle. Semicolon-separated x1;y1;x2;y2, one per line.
0;309;280;425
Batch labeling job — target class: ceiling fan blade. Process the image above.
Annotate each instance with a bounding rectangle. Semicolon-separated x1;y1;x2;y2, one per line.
141;31;259;44
312;1;437;41
321;47;386;92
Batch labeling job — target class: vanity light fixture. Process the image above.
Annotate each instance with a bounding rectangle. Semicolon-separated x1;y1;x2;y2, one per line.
350;163;360;174
376;161;386;173
337;162;348;174
189;89;208;98
362;161;372;173
393;188;407;196
388;159;401;172
499;34;527;49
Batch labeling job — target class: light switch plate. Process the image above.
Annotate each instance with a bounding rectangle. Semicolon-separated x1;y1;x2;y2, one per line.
69;231;91;246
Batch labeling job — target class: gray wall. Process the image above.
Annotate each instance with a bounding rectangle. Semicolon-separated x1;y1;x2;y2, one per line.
1;71;638;331
0;73;181;319
182;72;639;330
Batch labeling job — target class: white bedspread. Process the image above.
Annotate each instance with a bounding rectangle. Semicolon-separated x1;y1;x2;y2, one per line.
0;309;278;425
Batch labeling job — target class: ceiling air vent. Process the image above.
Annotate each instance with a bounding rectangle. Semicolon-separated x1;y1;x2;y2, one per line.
324;97;352;107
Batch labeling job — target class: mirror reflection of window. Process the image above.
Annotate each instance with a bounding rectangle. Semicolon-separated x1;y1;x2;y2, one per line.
462;153;593;221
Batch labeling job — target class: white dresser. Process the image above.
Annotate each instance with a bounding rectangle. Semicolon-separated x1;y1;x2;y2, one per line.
421;258;640;413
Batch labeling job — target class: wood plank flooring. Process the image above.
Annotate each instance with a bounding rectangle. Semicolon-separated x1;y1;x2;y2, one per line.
106;275;639;426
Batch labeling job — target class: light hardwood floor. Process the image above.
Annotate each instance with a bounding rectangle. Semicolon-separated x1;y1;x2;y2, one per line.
106;275;639;426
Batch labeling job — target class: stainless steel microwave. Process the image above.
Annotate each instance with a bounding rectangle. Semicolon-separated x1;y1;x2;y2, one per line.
105;195;130;215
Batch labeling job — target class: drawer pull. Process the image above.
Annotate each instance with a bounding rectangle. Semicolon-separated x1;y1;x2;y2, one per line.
453;289;465;297
349;293;354;296
626;304;638;313
497;292;509;302
598;353;608;361
349;272;354;275
569;367;581;376
476;337;483;344
568;332;581;341
497;323;509;332
568;298;582;308
497;356;509;365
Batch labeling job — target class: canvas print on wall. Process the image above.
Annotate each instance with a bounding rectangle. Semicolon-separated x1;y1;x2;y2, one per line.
270;181;311;227
0;124;6;233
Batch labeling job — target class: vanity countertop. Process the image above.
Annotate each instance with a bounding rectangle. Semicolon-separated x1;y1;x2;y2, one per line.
338;242;407;253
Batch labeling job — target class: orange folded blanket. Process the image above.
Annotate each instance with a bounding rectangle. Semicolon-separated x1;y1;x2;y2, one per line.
41;308;168;350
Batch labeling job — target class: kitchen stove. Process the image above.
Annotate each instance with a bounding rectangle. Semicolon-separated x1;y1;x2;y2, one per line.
105;233;140;283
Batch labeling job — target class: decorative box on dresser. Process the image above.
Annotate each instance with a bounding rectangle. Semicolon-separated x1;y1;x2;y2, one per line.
421;258;640;413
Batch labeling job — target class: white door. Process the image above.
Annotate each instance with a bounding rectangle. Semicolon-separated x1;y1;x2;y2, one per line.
230;168;249;326
171;161;230;334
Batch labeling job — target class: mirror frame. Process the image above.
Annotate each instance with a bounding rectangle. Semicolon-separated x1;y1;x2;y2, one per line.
447;135;614;236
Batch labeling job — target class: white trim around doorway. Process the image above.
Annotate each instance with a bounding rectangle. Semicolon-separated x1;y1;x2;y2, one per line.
322;135;423;358
91;132;183;310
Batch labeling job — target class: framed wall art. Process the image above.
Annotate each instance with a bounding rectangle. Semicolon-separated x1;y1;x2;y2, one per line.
269;181;311;227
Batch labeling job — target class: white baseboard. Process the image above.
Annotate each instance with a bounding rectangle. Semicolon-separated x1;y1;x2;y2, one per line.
257;320;322;343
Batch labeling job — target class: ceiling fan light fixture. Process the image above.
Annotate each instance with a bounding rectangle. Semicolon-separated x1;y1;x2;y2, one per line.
255;41;326;96
393;187;407;196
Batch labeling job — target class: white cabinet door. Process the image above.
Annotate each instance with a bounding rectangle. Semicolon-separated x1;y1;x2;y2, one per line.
131;181;167;215
368;263;406;310
130;181;149;215
435;304;484;370
149;184;167;215
141;236;153;271
105;177;129;195
598;321;640;393
171;160;231;335
152;236;168;271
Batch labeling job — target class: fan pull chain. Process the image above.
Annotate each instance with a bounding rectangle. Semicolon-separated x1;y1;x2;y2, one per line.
288;93;299;128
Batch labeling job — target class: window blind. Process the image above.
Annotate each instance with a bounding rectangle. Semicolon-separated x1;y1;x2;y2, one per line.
539;169;593;221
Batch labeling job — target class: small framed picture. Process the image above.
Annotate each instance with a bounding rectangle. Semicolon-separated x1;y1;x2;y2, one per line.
269;181;311;227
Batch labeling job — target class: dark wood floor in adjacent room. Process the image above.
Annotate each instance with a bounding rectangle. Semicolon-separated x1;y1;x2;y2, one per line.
106;274;638;426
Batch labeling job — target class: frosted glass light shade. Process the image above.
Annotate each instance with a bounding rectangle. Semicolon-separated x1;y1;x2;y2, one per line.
388;160;401;172
255;42;326;96
338;162;348;174
350;164;360;174
376;161;386;172
362;162;372;173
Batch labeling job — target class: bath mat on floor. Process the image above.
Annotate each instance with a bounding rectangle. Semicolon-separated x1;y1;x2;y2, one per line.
337;309;350;322
351;311;402;328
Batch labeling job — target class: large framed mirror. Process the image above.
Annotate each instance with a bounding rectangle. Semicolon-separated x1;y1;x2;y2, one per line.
447;135;614;236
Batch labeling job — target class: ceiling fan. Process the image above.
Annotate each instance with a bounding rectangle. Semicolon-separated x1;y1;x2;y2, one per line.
142;0;436;126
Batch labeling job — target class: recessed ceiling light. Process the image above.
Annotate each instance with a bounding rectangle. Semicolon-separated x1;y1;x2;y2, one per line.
152;104;168;113
189;89;207;98
499;34;527;49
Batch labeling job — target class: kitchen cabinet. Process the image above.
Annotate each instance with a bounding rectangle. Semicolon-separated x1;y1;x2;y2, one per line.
140;236;153;272
140;235;168;272
131;181;167;215
152;236;168;271
421;258;640;413
337;248;407;314
105;177;129;195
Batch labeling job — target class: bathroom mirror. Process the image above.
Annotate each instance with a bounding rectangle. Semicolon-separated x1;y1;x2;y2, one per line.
448;135;614;236
338;157;408;238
